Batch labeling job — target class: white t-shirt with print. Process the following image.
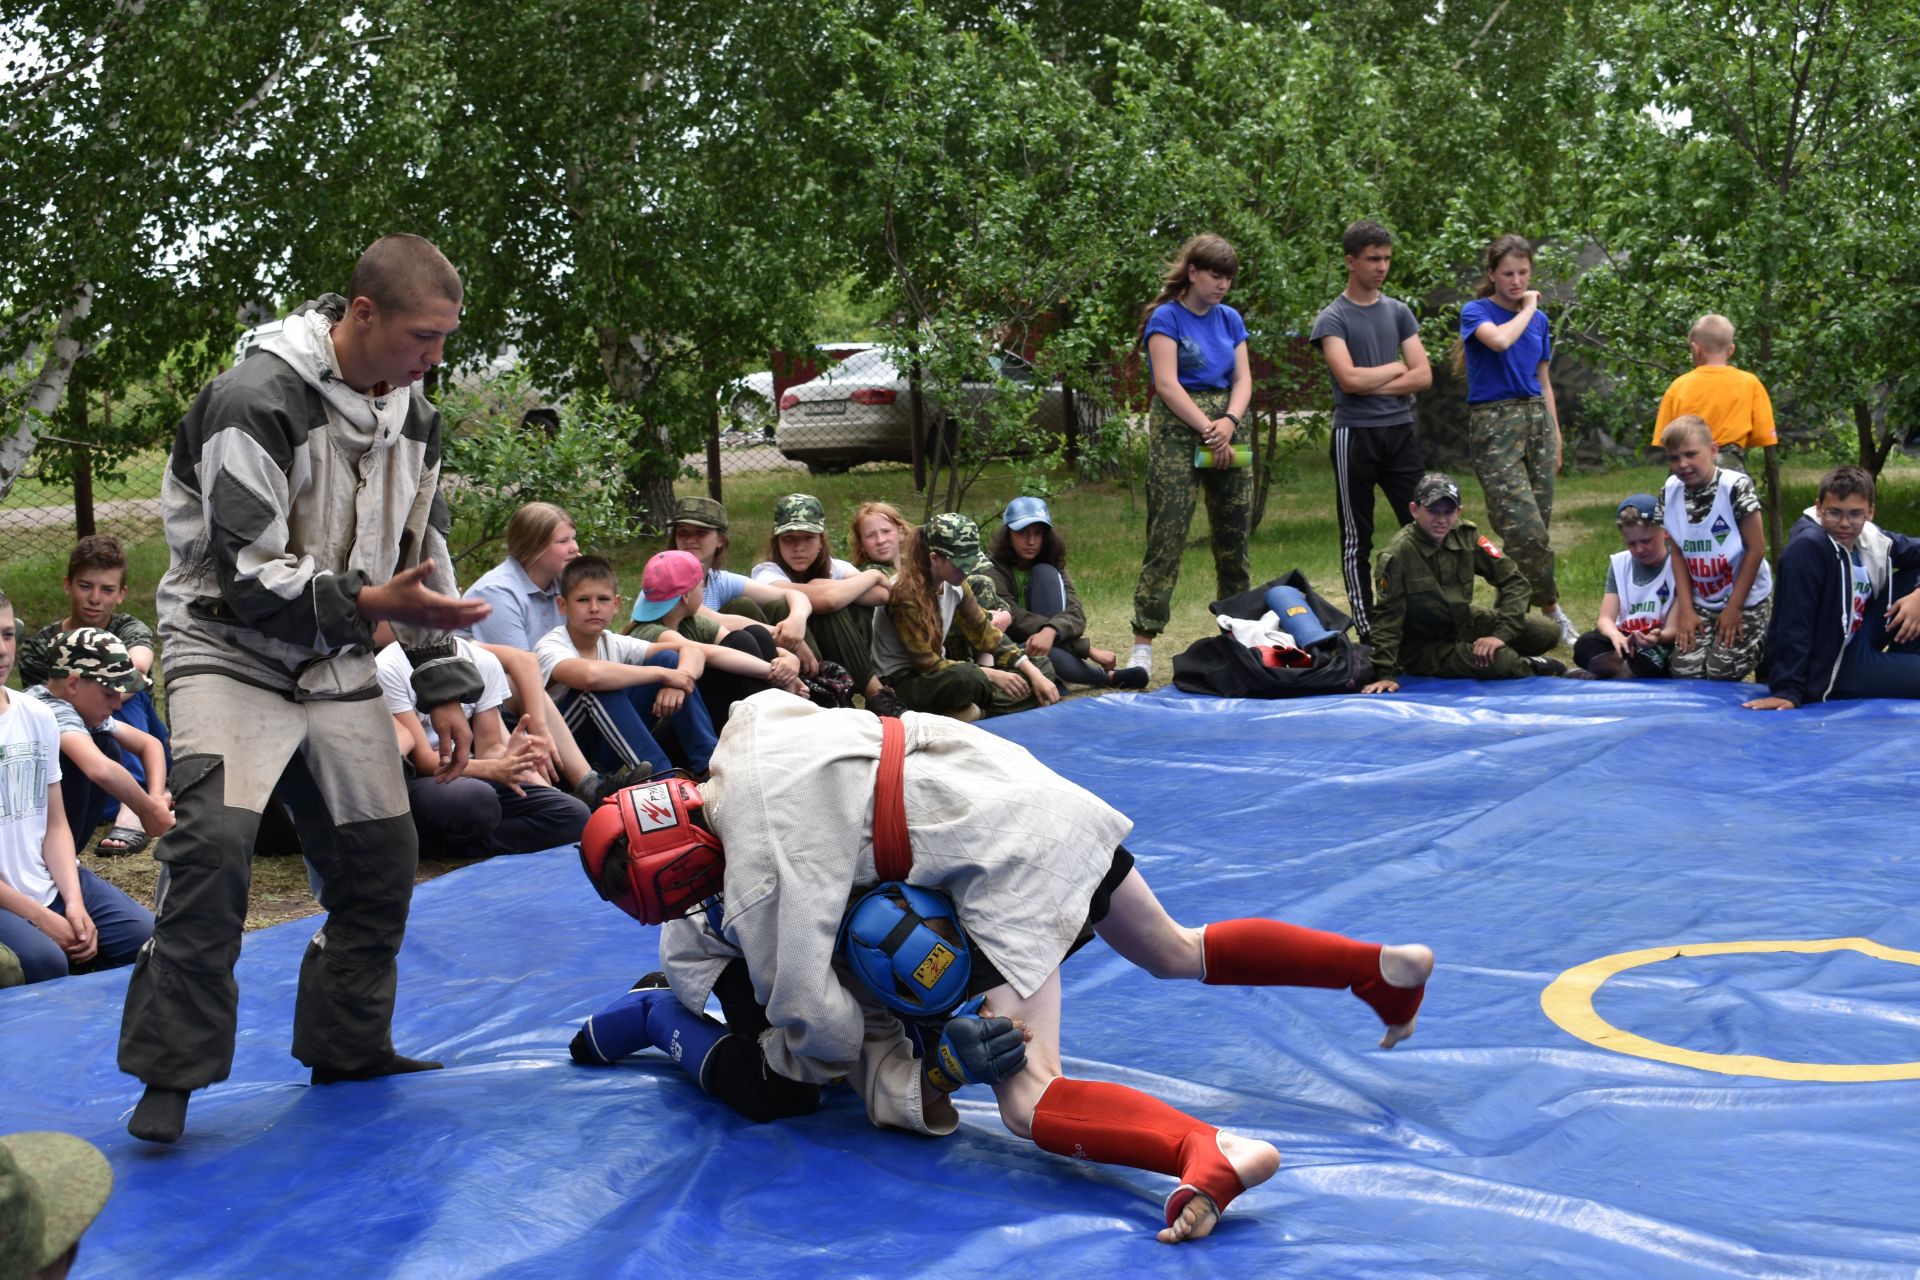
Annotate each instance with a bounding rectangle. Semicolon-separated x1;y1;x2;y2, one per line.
0;690;63;907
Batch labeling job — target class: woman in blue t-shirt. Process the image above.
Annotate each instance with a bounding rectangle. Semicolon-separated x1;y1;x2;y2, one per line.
1455;234;1577;646
1127;233;1255;676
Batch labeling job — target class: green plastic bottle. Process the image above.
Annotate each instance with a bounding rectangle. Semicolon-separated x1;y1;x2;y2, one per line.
1194;444;1253;469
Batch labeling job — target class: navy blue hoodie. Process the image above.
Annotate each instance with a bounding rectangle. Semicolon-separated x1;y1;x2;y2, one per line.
1764;509;1920;705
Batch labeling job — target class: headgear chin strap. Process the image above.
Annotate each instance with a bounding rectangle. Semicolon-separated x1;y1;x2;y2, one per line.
578;776;724;926
839;882;974;1020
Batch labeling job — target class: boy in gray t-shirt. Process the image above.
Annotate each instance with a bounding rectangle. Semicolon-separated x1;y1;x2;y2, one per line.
1309;219;1432;640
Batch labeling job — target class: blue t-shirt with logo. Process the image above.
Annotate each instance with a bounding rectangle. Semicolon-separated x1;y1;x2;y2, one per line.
1144;301;1247;392
1459;299;1553;404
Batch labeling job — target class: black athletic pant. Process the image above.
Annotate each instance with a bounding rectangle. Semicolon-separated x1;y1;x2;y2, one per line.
1331;422;1425;640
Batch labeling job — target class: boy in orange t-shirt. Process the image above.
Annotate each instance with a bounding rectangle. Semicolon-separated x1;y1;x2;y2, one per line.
1650;313;1777;475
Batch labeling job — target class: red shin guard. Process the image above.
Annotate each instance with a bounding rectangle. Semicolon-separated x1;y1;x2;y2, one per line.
1202;918;1423;1027
1030;1078;1244;1228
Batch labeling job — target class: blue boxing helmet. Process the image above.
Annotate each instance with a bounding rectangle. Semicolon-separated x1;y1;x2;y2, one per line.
838;882;974;1020
1263;583;1337;646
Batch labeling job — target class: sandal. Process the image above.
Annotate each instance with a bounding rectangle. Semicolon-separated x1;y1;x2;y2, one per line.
96;826;151;857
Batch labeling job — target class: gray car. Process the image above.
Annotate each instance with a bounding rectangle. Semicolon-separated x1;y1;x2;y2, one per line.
774;347;1100;473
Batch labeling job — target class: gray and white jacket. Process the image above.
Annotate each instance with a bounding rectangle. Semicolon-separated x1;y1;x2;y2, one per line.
155;295;480;708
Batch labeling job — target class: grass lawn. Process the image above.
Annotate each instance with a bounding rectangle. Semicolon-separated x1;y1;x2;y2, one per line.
12;442;1919;932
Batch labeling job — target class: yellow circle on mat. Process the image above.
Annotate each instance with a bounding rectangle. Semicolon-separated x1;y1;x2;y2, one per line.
1540;937;1920;1082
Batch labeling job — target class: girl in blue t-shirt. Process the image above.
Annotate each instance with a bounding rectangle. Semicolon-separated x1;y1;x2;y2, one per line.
1454;234;1576;646
1128;233;1255;675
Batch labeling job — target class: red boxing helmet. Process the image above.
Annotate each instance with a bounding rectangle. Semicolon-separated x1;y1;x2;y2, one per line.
578;777;725;926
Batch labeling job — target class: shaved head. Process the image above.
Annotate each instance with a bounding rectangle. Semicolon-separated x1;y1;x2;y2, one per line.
347;233;463;315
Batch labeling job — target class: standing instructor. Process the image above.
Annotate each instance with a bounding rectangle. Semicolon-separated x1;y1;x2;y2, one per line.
119;234;490;1143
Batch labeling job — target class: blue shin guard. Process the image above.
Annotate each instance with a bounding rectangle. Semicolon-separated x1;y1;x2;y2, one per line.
570;988;726;1090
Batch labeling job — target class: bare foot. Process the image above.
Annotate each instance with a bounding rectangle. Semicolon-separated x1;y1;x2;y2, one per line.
1157;1131;1280;1244
1377;943;1434;1049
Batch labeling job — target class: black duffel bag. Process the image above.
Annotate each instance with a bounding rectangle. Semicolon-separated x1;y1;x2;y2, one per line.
1171;569;1374;698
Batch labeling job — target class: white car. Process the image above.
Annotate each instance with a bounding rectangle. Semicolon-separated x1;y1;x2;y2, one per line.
774;347;1095;473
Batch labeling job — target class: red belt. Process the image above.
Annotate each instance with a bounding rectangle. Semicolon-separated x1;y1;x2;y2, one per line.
873;716;912;881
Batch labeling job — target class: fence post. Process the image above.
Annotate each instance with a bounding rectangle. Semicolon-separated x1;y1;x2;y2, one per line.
73;447;95;538
1062;383;1078;471
706;395;723;503
907;337;927;492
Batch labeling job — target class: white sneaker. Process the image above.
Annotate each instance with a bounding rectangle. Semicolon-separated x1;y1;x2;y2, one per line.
1128;643;1153;672
1550;607;1579;648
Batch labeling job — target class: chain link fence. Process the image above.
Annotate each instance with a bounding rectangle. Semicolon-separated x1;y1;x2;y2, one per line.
0;438;169;566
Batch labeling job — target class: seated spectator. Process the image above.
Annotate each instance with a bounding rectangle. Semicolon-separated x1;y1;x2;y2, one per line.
1745;465;1920;710
1572;494;1679;679
1660;414;1771;682
376;636;590;857
627;550;810;728
1361;473;1566;693
535;557;718;776
849;500;910;573
650;498;813;654
985;496;1147;690
22;630;173;859
872;514;1059;720
0;599;156;983
15;535;170;854
749;493;892;708
464;501;579;651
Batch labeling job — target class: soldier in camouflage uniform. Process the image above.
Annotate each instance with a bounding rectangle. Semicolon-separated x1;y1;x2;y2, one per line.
1361;474;1566;693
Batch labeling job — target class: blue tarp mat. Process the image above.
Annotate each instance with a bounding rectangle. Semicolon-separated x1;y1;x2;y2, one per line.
5;680;1919;1278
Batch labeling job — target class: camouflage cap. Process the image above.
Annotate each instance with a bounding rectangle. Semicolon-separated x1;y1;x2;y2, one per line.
772;493;827;536
925;512;988;575
49;628;149;695
670;496;729;532
1412;472;1461;509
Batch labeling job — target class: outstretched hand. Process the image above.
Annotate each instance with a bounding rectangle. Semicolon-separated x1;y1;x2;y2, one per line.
360;561;492;631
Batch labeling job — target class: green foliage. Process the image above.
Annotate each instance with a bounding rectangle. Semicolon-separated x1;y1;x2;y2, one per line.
437;368;650;565
1559;0;1920;472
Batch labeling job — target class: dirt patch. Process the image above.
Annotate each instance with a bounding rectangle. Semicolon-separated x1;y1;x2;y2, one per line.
81;841;481;931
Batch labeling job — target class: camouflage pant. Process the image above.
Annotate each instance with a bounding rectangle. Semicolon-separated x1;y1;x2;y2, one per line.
1131;390;1251;637
1669;595;1770;682
891;660;1046;716
1468;397;1558;607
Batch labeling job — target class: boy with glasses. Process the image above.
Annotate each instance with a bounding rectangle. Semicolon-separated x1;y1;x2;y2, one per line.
1744;466;1920;709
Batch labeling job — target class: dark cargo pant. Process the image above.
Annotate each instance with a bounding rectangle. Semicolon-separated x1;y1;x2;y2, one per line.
887;657;1050;717
1468;396;1559;607
756;596;878;693
1131;391;1251;637
119;673;420;1089
1401;610;1562;680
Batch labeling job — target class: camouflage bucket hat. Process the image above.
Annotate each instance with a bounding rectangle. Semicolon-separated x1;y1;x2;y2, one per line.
50;627;149;695
772;493;827;536
1412;472;1461;509
925;513;987;575
671;496;729;532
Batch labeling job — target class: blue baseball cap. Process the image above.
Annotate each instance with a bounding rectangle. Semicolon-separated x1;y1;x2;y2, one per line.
1002;496;1052;531
1616;493;1659;524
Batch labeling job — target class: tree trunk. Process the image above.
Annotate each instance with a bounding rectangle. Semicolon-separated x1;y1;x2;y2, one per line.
705;389;723;503
596;325;675;531
0;282;93;501
1855;400;1895;478
906;339;927;492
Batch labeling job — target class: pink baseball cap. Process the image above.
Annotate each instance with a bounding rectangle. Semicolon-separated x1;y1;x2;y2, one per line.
632;550;704;622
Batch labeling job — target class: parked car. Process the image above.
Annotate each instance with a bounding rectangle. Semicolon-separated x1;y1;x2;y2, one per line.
774;347;1100;473
721;344;881;440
